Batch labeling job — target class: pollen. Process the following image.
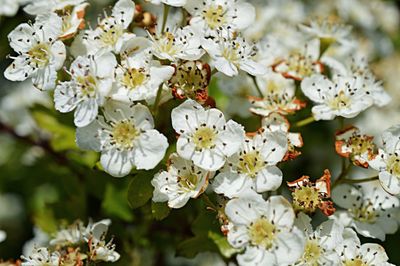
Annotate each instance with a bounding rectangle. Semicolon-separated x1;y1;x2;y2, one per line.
111;121;140;149
177;173;198;191
248;218;276;249
192;126;216;150
121;68;147;89
76;75;97;97
203;5;226;30
386;154;400;177
328;91;351;110
301;239;322;266
343;258;368;266
28;43;50;68
351;204;377;223
237;151;265;178
99;23;124;46
292;186;321;213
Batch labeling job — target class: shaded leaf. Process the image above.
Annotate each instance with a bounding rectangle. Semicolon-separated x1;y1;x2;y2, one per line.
102;183;134;222
127;171;155;209
208;231;239;258
151;202;170;221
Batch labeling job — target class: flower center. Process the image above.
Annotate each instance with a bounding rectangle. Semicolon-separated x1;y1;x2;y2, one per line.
76;75;97;97
158;32;178;56
121;68;147;89
222;46;239;63
387;155;400;177
193;127;216;150
348;135;374;157
285;53;314;78
99;23;123;46
301;239;322;265
237;151;265;177
111;121;139;149
248;218;276;249
203;5;226;30
178;173;198;191
170;62;209;97
292;186;321;213
343;259;368;266
28;43;50;68
328;91;351;110
351;204;376;223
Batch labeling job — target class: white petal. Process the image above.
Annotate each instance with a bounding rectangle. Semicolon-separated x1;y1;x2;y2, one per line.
226;224;250;248
255;166;283;193
101;149;134;177
171;99;203;134
74;98;98;127
217;120;245;157
274;228;305;265
331;184;363;209
301;74;333;103
75;119;102;151
237;246;276;266
8;23;35;53
265;196;295;228
240;59;267;76
212;172;253;198
382;124;400;153
32;65;57;90
379;171;400;195
133;130;168;170
50;41;66;71
54;82;78;113
191;148;225;171
225;197;264;225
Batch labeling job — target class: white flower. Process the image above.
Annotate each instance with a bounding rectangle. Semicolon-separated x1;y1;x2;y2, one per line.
0;0;28;16
54;52;117;127
299;19;351;45
203;31;266;77
273;39;322;81
225;196;305;266
59;3;89;40
293;213;343;266
184;0;255;33
21;248;61;266
24;0;85;15
171;99;245;171
82;0;135;54
149;25;204;62
369;124;400;195
5;13;66;91
249;70;305;117
332;183;399;241
87;221;120;262
111;47;174;103
338;228;395;266
76;101;168;177
212;130;287;198
301;74;372;120
151;153;212;208
49;220;86;247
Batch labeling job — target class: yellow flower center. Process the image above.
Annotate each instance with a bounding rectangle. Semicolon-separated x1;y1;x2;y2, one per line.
99;24;123;46
112;121;139;149
285;52;314;78
248;218;276;249
170;62;208;97
351;204;376;223
203;5;226;30
158;32;177;56
328;91;351;110
178;173;199;191
292;186;321;213
348;135;374;157
237;151;265;178
301;239;322;265
121;68;147;89
387;155;400;177
76;75;97;97
28;43;50;68
193;127;216;150
343;259;368;266
222;45;239;64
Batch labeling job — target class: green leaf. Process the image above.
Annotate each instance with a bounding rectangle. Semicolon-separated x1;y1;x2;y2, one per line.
127;171;155;209
176;235;218;258
102;183;134;222
32;110;77;152
208;231;240;258
191;210;220;236
151;202;170;220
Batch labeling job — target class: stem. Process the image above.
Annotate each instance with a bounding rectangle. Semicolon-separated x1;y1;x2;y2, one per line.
152;85;164;114
201;194;218;211
250;75;263;98
333;163;352;188
161;4;170;34
295;116;315;128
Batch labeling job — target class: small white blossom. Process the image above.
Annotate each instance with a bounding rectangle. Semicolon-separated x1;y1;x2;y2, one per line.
369;124;400;195
171;99;245;171
5;13;66;90
82;0;135;54
203;31;266;77
87;221;120;262
76;101;168;177
293;213;343;266
225;196;305;266
152;153;212;208
332;183;399;241
213;130;287;198
337;228;395;266
0;0;28;16
24;0;86;15
299;19;351;45
149;25;204;62
111;46;174;103
21;248;61;266
59;3;89;40
301;74;372;120
54;52;117;127
184;0;255;34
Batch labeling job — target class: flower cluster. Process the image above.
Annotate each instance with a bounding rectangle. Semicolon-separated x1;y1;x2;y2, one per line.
1;0;400;265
